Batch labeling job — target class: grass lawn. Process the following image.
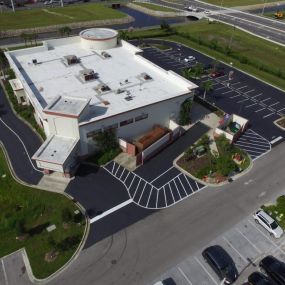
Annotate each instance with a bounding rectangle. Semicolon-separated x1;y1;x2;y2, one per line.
263;196;285;229
200;0;281;7
0;148;85;279
134;2;177;12
0;3;126;30
128;21;285;90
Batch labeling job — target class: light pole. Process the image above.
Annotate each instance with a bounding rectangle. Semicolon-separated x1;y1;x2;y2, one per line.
261;0;267;16
10;0;15;12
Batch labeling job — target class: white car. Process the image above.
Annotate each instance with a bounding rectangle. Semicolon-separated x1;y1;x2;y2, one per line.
204;10;211;15
188;55;196;61
253;209;284;238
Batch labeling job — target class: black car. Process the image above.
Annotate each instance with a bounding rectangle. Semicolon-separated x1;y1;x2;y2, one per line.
248;272;272;285
202;245;238;284
259;256;285;285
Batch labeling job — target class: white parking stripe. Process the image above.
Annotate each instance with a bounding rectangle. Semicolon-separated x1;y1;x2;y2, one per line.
128;175;136;189
111;161;115;173
133;179;142;199
177;266;193;285
222;90;234;94
244;89;255;94
235;228;262;254
260;98;271;103
194;257;218;285
174;179;182;199
150;166;173;184
1;260;8;285
237;98;249;103
245;103;257;108
277;107;285;112
156;189;159;208
146;187;153;207
222;236;248;263
178;176;188;196
269;102;279;107
230;94;241;98
263;113;275;118
251;93;263;98
114;165;121;176
123;172;130;183
216;86;227;90
195;180;199;190
237;138;269;147
163;187;167;206
138;182;147;204
231;82;241;86
119;168;125;180
270;136;283;144
255;108;266;112
184;175;194;193
169;183;175;202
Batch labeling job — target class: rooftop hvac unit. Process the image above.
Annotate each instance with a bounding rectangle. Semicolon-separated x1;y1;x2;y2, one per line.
100;84;110;92
143;73;152;80
101;51;111;58
64;55;78;65
79;69;96;82
32;59;37;65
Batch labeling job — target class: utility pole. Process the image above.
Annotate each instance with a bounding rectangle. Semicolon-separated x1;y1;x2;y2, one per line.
10;0;15;12
261;0;267;16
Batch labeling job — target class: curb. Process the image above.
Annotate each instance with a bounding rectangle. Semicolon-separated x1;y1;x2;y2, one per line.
273;117;285;131
0;141;90;283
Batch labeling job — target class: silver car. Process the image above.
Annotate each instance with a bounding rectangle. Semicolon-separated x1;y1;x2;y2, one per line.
253;209;283;238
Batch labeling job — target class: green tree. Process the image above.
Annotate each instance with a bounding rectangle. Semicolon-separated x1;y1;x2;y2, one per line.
58;26;71;38
181;68;191;79
179;98;192;125
191;62;204;79
119;30;129;41
160;20;170;31
201;80;213;99
94;129;119;152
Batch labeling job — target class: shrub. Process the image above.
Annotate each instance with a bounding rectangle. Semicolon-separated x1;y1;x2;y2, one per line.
215;154;236;176
61;208;73;223
179;98;192;125
94;129;119;152
97;148;121;165
197;134;210;149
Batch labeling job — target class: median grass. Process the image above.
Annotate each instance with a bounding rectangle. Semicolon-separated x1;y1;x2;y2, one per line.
263;196;285;229
129;20;285;90
0;148;85;279
200;0;281;7
134;2;177;12
0;3;126;30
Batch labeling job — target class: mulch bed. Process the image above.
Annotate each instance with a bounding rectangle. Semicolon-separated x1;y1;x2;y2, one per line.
177;153;211;175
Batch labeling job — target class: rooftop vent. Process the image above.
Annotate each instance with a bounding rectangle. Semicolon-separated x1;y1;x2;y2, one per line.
101;51;111;58
80;69;96;82
143;73;152;80
99;84;110;93
116;88;125;94
32;59;37;65
64;55;78;65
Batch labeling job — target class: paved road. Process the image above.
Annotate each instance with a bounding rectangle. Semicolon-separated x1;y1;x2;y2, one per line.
0;85;43;184
152;0;285;45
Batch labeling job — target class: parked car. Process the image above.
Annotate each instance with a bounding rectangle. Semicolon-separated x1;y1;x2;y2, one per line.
248;272;272;285
204;10;211;15
210;71;225;78
44;0;60;5
153;278;176;285
202;245;238;284
259;255;285;285
184;56;196;62
253;209;283;238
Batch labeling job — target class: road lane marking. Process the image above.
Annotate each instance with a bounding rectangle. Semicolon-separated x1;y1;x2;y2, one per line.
222;236;248;263
90;199;133;223
150;166;174;184
195;257;218;285
235;228;262;254
178;266;193;285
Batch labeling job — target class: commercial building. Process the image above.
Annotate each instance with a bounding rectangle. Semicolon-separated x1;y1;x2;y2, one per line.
5;28;197;175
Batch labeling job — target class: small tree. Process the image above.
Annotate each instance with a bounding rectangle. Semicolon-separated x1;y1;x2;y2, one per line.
179;98;192;125
160;20;170;31
119;30;129;41
94;129;119;152
201;80;213;99
191;63;204;79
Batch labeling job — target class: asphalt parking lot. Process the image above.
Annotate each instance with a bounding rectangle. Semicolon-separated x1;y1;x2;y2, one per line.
151;214;285;285
135;39;285;145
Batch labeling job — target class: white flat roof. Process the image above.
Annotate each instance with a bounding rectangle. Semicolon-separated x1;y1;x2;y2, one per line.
7;35;197;123
32;135;79;165
44;96;89;118
9;78;23;91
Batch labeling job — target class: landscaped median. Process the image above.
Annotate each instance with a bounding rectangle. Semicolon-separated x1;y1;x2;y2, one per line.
176;134;250;184
0;146;86;279
263;196;285;229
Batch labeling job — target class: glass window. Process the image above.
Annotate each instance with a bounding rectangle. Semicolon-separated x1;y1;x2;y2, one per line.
135;113;148;122
120;118;133;127
86;129;101;138
104;123;118;130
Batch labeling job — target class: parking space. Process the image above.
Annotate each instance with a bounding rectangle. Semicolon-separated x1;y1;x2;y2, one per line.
234;129;271;161
104;161;205;209
135;39;285;144
151;216;285;285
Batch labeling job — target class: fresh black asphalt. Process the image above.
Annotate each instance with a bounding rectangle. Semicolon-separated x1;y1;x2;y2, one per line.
0;86;43;184
133;39;285;144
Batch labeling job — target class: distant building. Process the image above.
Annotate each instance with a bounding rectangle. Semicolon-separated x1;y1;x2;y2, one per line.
5;28;197;175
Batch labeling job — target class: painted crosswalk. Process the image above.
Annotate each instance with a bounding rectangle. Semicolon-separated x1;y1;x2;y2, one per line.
234;129;271;161
104;161;206;209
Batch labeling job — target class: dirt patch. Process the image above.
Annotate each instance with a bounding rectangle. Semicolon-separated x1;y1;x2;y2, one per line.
45;250;59;263
177;153;211;175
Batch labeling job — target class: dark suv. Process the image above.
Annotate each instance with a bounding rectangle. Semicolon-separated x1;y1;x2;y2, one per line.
259;255;285;285
202;245;238;284
248;272;272;285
